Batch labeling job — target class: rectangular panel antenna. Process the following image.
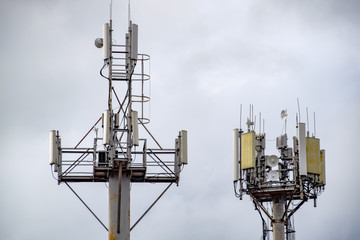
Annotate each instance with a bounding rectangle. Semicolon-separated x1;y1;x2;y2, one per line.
320;149;326;185
233;129;240;181
241;132;256;169
297;123;307;175
131;111;139;146
49;130;57;165
276;134;287;149
103;110;110;145
130;23;138;60
174;138;180;175
115;112;120;128
103;23;110;60
306;137;321;174
180;130;188;164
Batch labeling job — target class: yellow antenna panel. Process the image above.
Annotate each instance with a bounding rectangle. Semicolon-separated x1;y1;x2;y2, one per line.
241;132;256;169
306;137;321;174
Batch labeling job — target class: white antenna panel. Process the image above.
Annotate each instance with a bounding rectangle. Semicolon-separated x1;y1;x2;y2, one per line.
180;130;188;165
276;134;287;149
103;110;110;145
103;23;110;60
297;122;307;175
131;111;139;146
49;130;57;165
268;170;279;181
130;23;138;60
266;155;279;168
233;129;240;182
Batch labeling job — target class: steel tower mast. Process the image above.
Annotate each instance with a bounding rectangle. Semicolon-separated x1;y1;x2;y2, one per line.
50;3;188;240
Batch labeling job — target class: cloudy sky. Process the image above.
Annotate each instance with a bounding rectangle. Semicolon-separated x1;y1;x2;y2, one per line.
1;0;360;239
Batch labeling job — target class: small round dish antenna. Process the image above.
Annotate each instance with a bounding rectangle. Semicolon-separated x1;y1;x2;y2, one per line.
95;38;103;48
266;155;279;168
268;170;279;181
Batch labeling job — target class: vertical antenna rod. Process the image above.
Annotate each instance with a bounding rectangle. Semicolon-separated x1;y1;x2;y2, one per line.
285;112;287;134
263;119;265;134
259;112;262;134
252;104;254;129
128;0;131;26
110;0;113;20
306;107;309;137
297;98;301;122
240;104;242;130
314;112;316;137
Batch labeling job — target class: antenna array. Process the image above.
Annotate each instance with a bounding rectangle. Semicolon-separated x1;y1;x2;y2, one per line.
49;3;188;240
233;105;326;240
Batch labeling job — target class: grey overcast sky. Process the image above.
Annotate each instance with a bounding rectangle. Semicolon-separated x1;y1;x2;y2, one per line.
1;0;360;239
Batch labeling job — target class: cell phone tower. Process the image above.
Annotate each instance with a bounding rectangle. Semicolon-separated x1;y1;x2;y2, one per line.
233;105;325;240
49;2;188;240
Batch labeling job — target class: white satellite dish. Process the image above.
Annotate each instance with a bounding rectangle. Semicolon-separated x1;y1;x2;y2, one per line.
266;155;279;167
268;170;279;181
280;109;287;120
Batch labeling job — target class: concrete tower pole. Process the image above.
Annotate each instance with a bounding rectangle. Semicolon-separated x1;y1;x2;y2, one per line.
272;195;285;240
109;169;131;240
